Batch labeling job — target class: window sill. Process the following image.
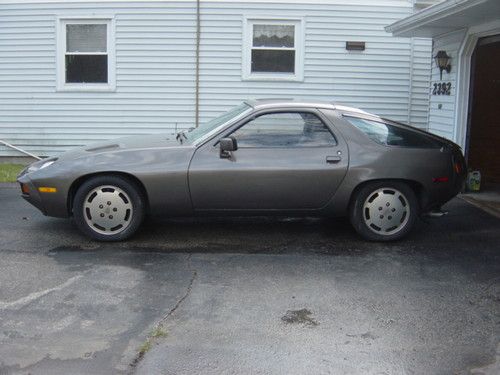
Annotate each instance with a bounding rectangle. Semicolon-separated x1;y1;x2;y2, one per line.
242;74;303;82
57;84;116;92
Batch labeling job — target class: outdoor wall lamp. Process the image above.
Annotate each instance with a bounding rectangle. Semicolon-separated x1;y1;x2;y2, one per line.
434;50;451;80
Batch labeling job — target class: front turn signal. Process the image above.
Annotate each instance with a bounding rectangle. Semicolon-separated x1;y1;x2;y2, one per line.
38;187;57;193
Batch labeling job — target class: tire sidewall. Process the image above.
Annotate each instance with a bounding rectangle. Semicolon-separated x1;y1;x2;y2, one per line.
350;181;418;242
73;175;145;241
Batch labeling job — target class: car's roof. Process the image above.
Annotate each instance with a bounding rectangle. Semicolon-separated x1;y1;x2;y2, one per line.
244;98;372;115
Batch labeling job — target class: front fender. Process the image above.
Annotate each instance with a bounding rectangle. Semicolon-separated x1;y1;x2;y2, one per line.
20;146;196;218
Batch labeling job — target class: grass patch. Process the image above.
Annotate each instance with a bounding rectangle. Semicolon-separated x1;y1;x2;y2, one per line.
138;340;152;356
137;327;168;357
0;164;24;183
150;327;168;339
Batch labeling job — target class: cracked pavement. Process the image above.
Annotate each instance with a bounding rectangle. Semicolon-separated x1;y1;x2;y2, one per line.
0;184;499;374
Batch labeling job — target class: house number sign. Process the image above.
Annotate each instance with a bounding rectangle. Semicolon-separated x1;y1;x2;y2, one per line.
432;82;451;95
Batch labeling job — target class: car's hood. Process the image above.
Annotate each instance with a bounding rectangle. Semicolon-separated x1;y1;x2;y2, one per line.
58;133;183;161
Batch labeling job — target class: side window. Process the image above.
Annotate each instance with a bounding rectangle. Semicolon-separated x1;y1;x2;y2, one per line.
231;112;336;147
344;116;441;148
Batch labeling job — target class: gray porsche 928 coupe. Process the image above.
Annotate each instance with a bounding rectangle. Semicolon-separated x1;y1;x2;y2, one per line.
18;99;466;242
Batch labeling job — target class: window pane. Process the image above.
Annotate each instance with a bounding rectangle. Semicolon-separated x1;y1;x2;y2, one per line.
232;112;336;147
65;55;108;83
345;117;442;148
251;49;295;73
253;24;294;47
67;24;107;53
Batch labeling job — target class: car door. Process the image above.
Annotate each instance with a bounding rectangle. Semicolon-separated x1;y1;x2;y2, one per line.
188;109;348;210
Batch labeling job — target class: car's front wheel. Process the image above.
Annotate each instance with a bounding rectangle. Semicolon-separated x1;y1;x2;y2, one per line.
73;175;145;241
349;181;418;241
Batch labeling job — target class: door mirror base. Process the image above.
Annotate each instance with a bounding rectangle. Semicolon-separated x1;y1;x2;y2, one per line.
219;137;238;159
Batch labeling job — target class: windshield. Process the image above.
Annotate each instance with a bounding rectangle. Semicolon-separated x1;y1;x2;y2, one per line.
184;103;252;144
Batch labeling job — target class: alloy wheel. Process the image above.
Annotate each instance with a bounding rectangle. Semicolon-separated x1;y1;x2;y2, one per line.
83;185;134;235
362;187;410;236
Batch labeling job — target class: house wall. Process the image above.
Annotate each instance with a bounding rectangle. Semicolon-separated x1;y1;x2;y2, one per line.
0;0;432;157
408;37;432;126
427;28;467;140
0;1;198;156
198;1;432;127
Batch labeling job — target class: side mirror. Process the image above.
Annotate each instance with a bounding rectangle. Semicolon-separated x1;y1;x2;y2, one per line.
219;136;238;159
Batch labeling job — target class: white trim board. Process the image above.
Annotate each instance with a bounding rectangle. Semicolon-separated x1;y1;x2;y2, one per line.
1;0;412;6
454;20;500;150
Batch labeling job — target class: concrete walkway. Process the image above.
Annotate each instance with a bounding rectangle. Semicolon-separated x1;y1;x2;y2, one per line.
461;183;500;219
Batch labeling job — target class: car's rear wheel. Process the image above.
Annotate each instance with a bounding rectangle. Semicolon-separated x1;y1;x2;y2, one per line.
73;175;145;241
349;181;418;241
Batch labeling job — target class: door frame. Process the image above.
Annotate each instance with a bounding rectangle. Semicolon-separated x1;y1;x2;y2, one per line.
454;20;500;151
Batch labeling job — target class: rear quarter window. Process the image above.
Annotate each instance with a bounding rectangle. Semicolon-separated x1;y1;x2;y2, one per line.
344;116;441;149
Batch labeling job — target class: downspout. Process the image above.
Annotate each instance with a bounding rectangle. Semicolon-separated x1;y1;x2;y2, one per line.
425;39;434;131
407;37;415;125
195;0;201;127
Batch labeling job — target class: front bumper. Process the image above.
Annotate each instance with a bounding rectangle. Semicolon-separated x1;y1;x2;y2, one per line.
17;175;47;215
17;174;69;218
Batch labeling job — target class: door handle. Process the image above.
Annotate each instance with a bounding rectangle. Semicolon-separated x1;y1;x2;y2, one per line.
326;156;341;164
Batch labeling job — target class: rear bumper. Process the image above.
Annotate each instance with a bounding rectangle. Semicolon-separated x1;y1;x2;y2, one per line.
422;149;467;211
426;177;464;210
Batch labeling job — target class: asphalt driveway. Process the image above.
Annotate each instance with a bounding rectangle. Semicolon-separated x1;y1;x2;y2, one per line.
0;184;499;374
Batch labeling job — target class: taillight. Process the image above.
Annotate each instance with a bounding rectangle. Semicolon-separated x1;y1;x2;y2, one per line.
433;177;449;183
452;150;465;175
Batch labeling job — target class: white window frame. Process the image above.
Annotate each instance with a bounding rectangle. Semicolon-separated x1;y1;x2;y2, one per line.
56;16;116;92
242;17;304;82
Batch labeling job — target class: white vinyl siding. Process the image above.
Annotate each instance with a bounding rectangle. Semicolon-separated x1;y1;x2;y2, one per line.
427;29;467;140
198;1;432;130
0;1;197;156
408;37;432;129
0;0;432;157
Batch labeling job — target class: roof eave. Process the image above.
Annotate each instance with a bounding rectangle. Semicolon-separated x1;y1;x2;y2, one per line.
385;0;489;37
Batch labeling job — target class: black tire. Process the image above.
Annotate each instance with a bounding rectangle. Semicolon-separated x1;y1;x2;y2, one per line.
73;175;145;241
349;181;418;242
